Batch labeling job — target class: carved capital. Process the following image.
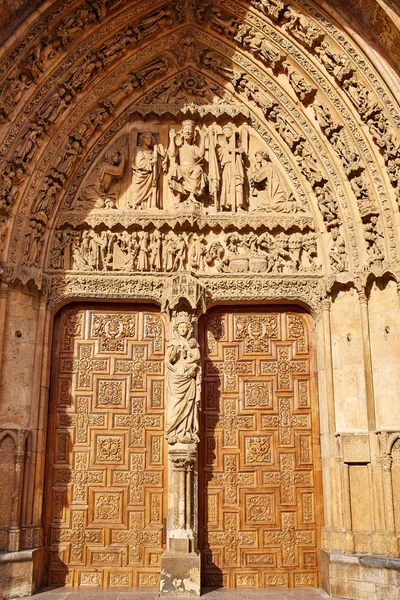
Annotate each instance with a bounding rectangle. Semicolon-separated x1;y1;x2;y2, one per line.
170;453;196;471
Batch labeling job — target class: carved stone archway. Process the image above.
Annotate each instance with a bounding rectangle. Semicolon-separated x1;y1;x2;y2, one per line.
1;0;400;598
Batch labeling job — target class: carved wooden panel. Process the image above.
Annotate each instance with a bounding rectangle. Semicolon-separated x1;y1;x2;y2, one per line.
201;310;321;588
45;307;166;587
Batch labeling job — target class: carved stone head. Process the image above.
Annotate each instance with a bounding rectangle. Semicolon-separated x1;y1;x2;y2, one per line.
181;119;196;141
137;132;153;148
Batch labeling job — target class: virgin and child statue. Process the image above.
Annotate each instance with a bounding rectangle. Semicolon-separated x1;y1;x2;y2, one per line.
165;313;201;445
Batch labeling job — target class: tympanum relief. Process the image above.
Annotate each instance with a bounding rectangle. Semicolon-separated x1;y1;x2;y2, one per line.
67;116;304;214
49;110;326;277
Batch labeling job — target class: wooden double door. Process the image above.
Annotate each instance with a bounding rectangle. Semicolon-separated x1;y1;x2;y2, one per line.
45;306;321;589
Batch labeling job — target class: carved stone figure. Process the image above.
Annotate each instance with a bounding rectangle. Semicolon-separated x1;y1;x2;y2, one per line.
301;232;319;271
136;7;174;39
0;69;31;119
314;184;340;228
283;8;324;49
33;176;63;216
250;150;298;212
23;220;44;267
272;108;304;150
38;87;72;126
283;61;315;102
100;26;137;63
329;227;348;272
66;52;103;92
173;233;188;271
364;216;384;264
165;313;200;445
98;151;125;207
235;26;285;71
342;76;380;119
137;57;169;83
251;0;286;21
211;9;238;37
163;231;177;271
23;37;60;81
293;142;324;186
56;141;82;177
137;231;149;271
189;234;206;270
0;165;24;213
211;124;245;212
330;131;360;174
313;103;340;138
315;41;355;83
149;230;162;271
14;124;44;166
130;132;167;209
49;230;69;269
167;120;208;205
71;108;108;144
175;38;201;65
56;6;99;44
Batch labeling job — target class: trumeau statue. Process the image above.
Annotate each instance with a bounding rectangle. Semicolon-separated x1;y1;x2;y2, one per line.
165;312;201;445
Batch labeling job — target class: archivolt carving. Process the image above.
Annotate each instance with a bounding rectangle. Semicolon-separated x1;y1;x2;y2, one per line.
0;0;399;301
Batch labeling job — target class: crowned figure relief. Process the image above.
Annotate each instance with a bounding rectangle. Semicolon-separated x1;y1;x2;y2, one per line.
167;119;208;205
165;312;201;445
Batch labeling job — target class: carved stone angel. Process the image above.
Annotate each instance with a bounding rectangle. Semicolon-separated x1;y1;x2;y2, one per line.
98;151;125;207
250;150;299;212
165;313;200;445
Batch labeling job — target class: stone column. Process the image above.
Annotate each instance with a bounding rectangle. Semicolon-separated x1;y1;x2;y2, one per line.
160;308;201;596
8;429;28;552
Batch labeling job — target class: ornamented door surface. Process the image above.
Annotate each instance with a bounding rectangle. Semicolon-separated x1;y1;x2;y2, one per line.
200;310;322;589
45;307;166;587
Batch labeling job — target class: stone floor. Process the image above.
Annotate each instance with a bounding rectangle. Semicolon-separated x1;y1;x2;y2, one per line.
21;587;345;600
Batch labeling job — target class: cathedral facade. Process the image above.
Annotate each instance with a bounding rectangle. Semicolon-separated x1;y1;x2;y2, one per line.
0;0;400;598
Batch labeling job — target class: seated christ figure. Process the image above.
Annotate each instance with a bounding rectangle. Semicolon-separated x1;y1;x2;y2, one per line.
167;120;208;205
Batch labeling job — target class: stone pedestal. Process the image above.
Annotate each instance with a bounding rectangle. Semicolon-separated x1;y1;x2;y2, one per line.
0;547;44;599
160;443;200;596
321;550;400;599
160;438;200;595
160;551;201;596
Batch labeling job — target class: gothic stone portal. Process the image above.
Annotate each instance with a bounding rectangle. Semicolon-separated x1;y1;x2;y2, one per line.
44;307;166;587
44;306;321;589
200;310;322;588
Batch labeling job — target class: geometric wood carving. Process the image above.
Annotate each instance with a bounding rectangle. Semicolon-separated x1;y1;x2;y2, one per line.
45;307;166;587
201;310;320;588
